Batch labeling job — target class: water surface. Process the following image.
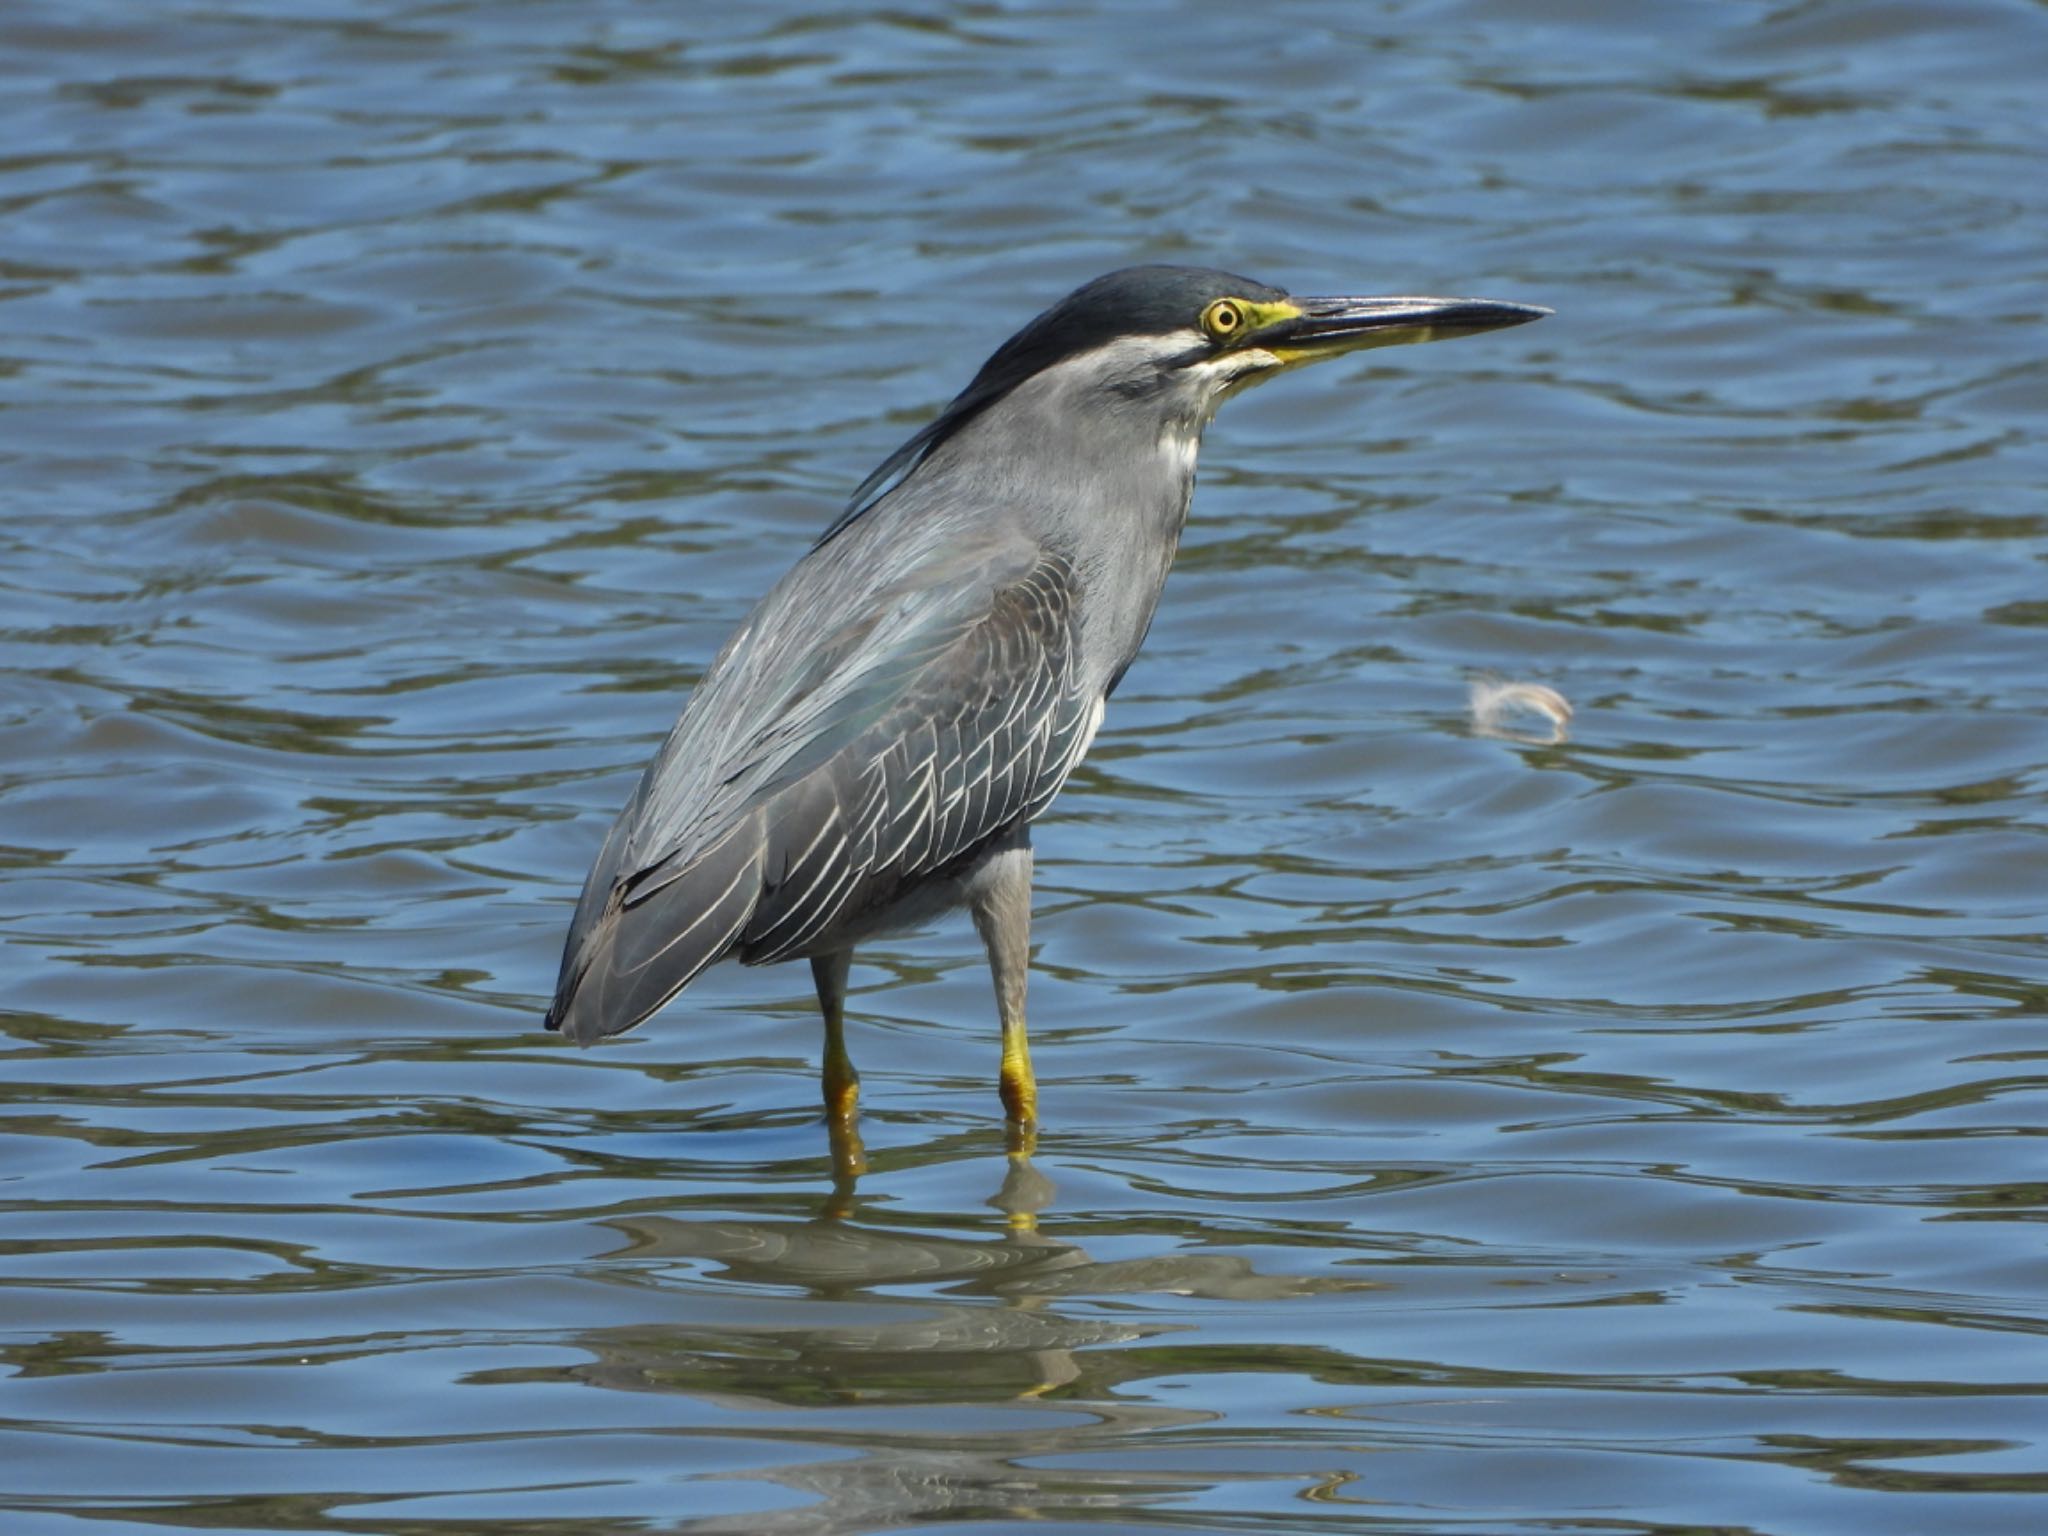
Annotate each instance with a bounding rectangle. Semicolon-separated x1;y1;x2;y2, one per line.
4;2;2047;1532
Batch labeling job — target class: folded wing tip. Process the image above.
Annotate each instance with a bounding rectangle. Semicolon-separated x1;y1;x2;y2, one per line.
540;835;765;1048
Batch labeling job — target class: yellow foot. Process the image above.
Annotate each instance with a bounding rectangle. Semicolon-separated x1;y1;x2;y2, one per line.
826;1107;868;1183
999;1073;1037;1131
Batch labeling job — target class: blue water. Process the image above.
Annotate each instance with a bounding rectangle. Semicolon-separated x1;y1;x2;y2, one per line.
4;2;2047;1532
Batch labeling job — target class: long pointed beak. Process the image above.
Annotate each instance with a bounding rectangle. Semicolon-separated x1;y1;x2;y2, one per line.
1260;294;1550;364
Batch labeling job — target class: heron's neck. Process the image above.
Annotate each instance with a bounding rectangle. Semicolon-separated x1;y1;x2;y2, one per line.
927;378;1200;690
947;369;1200;520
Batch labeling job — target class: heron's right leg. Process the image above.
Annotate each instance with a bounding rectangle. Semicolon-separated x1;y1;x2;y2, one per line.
969;839;1037;1130
812;950;858;1123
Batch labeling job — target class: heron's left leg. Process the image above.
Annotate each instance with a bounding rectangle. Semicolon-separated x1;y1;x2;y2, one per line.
811;949;867;1178
969;836;1037;1129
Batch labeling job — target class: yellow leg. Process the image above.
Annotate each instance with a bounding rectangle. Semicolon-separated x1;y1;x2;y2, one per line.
970;838;1039;1130
823;1027;860;1125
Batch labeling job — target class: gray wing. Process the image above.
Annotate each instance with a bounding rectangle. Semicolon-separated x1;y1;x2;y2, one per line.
545;546;1095;1043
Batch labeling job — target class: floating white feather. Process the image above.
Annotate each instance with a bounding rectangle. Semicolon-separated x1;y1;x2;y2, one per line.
1469;676;1572;744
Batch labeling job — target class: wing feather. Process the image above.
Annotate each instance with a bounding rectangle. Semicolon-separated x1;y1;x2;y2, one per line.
547;542;1097;1037
738;551;1091;964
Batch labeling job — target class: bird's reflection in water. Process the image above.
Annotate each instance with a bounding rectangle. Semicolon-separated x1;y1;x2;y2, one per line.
823;1113;1036;1221
563;1150;1368;1528
577;1149;1366;1403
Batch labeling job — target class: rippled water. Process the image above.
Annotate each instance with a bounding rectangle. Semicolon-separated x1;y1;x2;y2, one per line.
5;2;2047;1532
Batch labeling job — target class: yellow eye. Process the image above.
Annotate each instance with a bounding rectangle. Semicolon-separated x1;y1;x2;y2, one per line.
1202;299;1245;340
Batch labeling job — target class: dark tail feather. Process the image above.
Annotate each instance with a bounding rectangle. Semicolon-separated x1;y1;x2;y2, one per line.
545;821;763;1044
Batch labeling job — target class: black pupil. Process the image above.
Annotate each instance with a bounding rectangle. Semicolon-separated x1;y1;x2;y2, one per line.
1216;307;1236;328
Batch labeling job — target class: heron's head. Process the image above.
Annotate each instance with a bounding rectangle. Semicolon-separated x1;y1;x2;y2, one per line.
827;265;1548;541
967;264;1548;425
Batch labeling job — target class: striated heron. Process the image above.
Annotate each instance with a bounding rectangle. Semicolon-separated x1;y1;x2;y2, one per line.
545;265;1547;1142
